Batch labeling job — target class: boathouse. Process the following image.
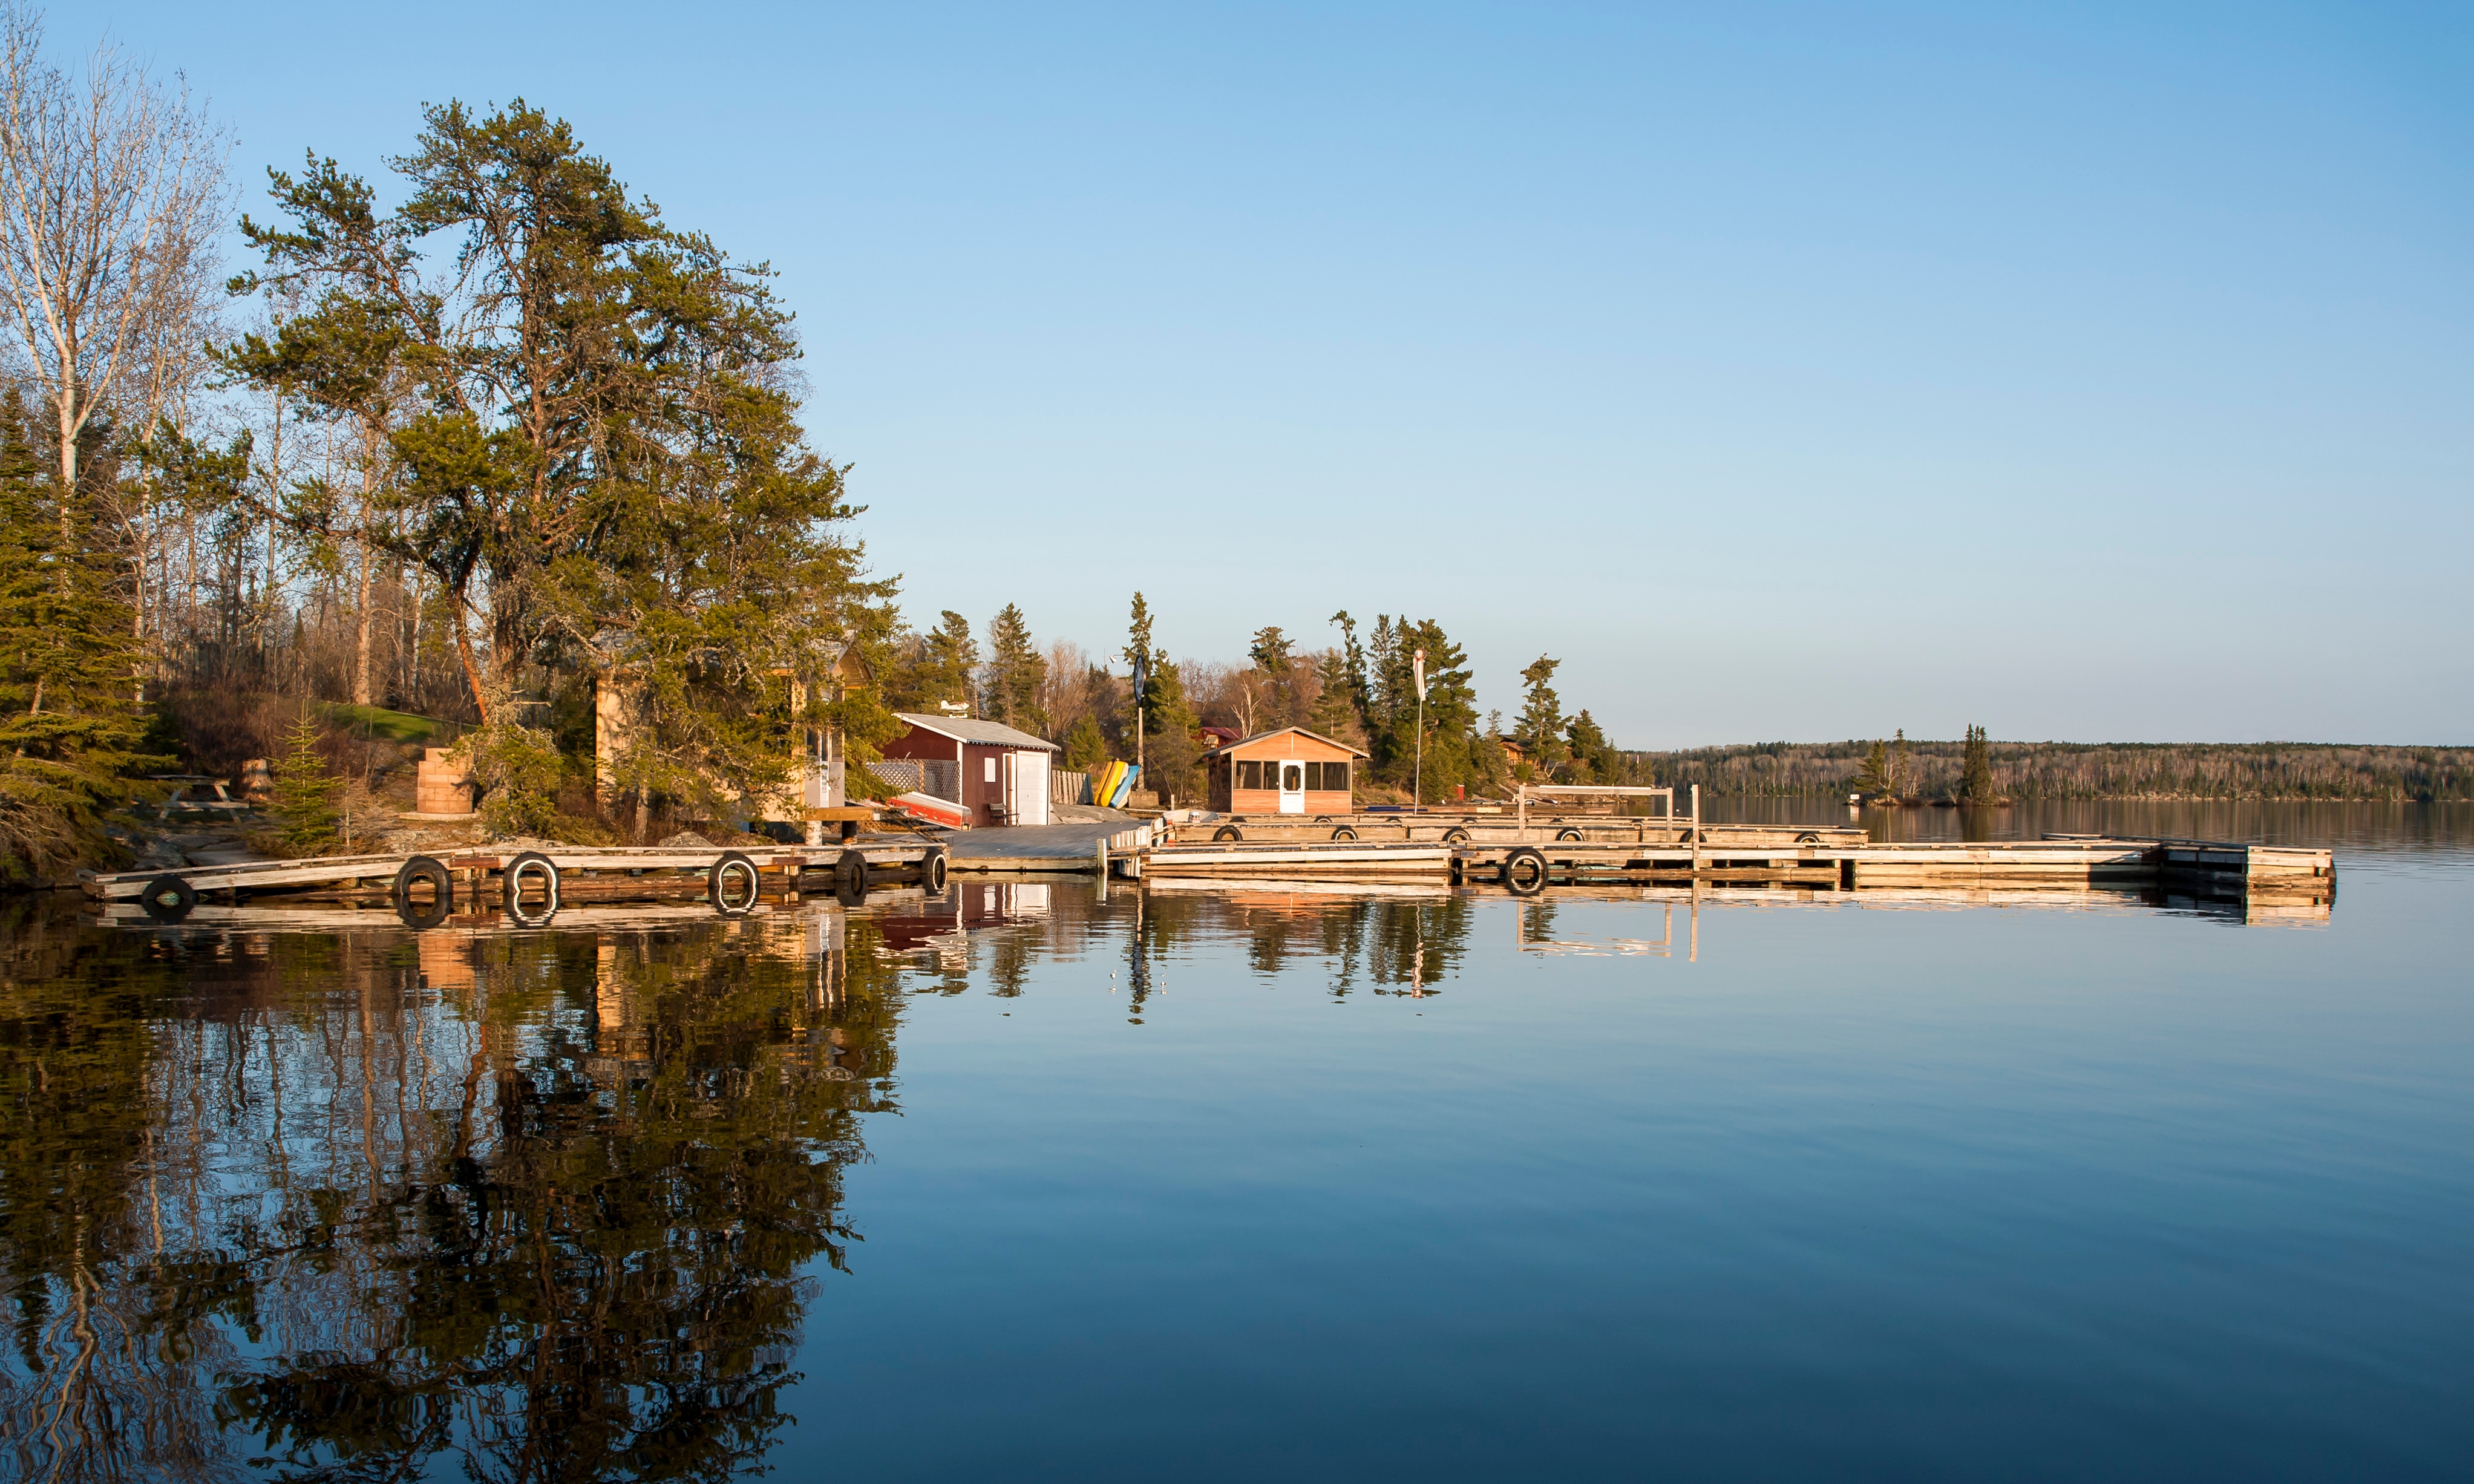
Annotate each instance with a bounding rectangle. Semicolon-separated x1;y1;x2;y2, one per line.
881;714;1062;827
1203;727;1366;814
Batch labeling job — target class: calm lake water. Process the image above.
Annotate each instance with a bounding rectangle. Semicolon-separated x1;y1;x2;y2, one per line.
2;803;2467;1481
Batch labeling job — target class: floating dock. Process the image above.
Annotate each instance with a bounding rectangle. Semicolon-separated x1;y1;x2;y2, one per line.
1162;814;1867;849
84;840;950;925
1122;834;2334;900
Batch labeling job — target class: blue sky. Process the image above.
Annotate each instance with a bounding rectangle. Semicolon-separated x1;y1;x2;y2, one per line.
73;1;2473;745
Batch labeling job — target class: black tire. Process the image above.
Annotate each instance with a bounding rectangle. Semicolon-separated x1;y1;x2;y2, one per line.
393;855;453;929
503;851;560;926
1330;826;1358;841
835;849;870;895
1795;832;1820;844
1313;816;1330;823
1555;827;1584;842
1499;846;1549;895
139;873;196;923
1442;827;1471;845
709;850;762;917
1213;826;1243;842
923;848;948;892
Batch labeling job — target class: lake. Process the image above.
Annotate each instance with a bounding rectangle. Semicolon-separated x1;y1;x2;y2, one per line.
2;803;2466;1480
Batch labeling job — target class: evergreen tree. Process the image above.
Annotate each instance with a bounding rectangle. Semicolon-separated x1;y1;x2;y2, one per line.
1513;656;1569;780
1306;647;1362;746
1246;624;1295;727
1395;619;1478;797
1142;659;1202;805
1855;739;1891;795
1062;715;1109;777
1564;710;1620;783
983;604;1047;733
1960;724;1996;803
1122;592;1159;740
1891;729;1913;796
263;713;344;857
1329;610;1369;734
0;394;155;880
1365;616;1400;760
234;102;903;818
916;611;977;712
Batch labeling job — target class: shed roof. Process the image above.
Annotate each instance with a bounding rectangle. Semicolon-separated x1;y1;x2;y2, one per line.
1203;725;1370;759
892;713;1061;751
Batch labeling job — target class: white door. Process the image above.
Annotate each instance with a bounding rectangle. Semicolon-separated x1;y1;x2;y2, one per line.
1277;760;1306;814
1006;751;1051;827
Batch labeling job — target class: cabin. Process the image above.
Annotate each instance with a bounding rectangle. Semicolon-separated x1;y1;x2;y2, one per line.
881;713;1062;827
1202;727;1366;815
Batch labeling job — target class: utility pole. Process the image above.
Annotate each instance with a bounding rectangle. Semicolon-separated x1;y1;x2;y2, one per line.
1412;648;1427;811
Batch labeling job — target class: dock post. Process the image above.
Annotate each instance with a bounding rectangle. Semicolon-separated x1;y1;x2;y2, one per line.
1096;838;1108;877
1690;784;1701;877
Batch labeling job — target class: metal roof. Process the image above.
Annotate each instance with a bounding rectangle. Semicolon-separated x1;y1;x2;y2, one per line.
1202;725;1370;758
892;713;1062;750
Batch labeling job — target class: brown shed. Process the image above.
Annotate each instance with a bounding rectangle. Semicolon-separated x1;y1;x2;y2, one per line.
880;713;1062;827
1203;727;1367;815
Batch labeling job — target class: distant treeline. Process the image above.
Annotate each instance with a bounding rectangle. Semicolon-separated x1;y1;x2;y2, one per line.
1612;741;2474;802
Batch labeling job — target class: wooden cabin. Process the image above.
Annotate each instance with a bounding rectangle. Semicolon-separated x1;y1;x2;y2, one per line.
882;713;1062;827
1202;727;1366;815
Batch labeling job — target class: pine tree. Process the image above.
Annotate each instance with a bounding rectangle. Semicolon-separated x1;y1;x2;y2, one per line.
1395;619;1477;796
1565;710;1619;784
983;604;1047;734
264;712;344;857
1960;724;1996;803
232;101;907;817
1141;658;1202;806
1306;647;1362;746
1512;656;1569;780
1062;714;1108;776
0;394;155;880
1891;729;1913;797
1855;739;1891;795
1246;624;1296;727
1329;611;1369;734
908;611;976;712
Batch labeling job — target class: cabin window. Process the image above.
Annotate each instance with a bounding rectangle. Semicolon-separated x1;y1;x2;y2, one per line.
984;756;998;783
1237;760;1263;790
1307;760;1348;791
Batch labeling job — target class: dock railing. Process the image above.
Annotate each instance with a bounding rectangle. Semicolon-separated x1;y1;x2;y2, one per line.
1514;783;1687;841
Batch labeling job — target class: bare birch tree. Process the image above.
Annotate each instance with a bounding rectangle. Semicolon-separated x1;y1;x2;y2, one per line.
0;1;227;512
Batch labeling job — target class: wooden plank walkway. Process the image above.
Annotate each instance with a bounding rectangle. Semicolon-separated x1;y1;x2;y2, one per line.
1122;834;2335;895
82;840;951;924
1161;814;1866;849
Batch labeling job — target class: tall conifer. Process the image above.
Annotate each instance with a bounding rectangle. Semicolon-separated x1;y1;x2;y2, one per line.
0;394;154;878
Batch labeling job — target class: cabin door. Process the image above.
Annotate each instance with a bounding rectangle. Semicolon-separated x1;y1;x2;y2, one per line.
1005;751;1051;828
1277;760;1307;813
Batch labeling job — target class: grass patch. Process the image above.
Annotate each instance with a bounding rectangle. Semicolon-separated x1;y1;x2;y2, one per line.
316;702;455;745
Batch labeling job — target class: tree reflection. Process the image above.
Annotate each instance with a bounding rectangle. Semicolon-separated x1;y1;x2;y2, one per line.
0;882;1484;1480
0;905;905;1482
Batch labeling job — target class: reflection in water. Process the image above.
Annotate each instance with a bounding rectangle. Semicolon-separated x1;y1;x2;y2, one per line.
0;802;2440;1478
0;882;1502;1480
0;901;905;1482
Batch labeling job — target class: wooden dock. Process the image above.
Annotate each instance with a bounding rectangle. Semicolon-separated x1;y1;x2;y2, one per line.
1162;814;1867;849
1122;834;2334;900
84;839;950;925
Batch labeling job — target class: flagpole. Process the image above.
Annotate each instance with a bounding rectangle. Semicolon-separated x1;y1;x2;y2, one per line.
1412;648;1427;812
